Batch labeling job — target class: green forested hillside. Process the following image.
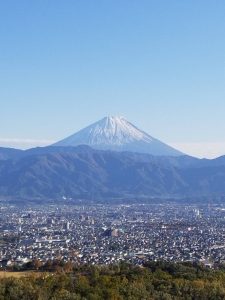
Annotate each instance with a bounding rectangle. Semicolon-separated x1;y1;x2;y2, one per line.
1;262;225;299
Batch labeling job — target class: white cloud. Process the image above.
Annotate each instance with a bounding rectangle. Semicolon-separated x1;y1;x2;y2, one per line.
170;142;225;159
0;138;55;149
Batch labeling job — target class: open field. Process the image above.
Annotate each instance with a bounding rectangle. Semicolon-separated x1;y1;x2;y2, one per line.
0;271;40;278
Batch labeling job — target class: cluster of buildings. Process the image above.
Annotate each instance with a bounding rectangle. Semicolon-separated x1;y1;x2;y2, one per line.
0;202;225;268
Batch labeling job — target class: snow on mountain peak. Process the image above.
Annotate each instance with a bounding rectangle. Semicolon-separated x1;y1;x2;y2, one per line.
86;116;153;145
53;116;184;156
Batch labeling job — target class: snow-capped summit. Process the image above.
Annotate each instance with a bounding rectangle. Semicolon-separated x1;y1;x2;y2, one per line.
53;116;184;156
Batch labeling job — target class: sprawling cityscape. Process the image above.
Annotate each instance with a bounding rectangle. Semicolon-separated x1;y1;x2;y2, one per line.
1;202;225;269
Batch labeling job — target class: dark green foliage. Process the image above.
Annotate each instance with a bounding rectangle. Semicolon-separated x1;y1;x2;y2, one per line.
1;262;225;299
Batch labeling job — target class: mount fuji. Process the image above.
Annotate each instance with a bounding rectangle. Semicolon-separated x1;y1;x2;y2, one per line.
53;116;183;156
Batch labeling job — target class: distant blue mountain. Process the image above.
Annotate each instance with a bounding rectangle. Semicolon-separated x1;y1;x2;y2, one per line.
0;145;225;202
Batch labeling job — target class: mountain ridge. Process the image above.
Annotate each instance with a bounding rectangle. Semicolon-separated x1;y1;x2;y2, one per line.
0;146;225;202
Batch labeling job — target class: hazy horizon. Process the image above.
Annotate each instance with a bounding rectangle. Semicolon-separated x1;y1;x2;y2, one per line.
1;114;225;159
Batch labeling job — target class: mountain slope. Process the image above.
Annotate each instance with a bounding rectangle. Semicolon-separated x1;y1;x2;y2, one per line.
53;116;183;156
0;147;23;161
1;146;225;201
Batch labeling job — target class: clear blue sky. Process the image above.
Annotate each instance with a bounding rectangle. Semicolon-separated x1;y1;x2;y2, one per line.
1;0;225;157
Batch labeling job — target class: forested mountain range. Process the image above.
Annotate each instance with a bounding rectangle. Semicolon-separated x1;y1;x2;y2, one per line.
0;146;225;202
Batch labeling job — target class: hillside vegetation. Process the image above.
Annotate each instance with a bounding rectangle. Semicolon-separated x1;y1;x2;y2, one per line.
1;262;225;299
